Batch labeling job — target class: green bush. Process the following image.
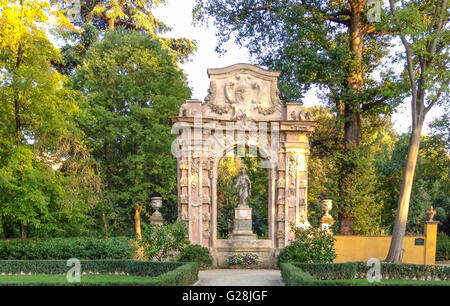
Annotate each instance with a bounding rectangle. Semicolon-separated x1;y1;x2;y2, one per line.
139;221;189;261
0;260;199;286
0;237;136;260
436;232;450;261
281;262;450;285
294;262;358;280
178;244;213;268
277;227;336;267
280;263;319;286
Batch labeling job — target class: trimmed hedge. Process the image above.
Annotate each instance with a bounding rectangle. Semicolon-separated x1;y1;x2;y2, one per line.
294;262;450;281
178;245;213;269
0;260;199;286
281;262;450;286
0;238;136;260
280;263;319;286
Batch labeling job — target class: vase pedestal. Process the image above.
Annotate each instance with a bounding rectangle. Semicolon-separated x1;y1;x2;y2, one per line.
231;206;257;240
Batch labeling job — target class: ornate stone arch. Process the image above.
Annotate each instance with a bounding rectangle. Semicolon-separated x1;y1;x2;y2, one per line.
170;64;315;267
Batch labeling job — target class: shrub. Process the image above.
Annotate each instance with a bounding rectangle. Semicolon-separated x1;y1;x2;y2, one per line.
280;263;318;286
178;244;213;268
277;227;336;267
227;253;260;267
139;221;189;261
436;232;450;261
0;237;136;260
0;260;199;286
280;262;450;284
294;262;358;280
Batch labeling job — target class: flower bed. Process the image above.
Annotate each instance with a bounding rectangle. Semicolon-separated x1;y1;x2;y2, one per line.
227;253;260;268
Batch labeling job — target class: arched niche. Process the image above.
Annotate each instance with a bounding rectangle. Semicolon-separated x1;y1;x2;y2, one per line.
170;64;316;267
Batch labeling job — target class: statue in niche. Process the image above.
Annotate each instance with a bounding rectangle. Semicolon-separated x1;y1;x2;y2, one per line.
235;167;251;207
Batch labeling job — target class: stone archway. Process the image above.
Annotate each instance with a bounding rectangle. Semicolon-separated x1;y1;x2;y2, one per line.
170;64;315;267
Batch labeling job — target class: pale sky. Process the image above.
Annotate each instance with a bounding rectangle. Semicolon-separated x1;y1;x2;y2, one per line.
152;0;443;135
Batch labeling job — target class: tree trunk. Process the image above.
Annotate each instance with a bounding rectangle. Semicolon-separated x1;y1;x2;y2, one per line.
134;204;142;239
345;2;365;149
338;2;365;230
385;116;424;262
20;222;27;240
101;204;108;238
339;215;354;235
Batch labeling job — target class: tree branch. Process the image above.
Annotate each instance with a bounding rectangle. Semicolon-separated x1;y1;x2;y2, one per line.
425;78;450;114
426;0;448;65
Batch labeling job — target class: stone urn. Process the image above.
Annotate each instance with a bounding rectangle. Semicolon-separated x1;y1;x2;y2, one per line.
150;197;164;225
319;199;335;232
426;206;437;222
321;199;333;217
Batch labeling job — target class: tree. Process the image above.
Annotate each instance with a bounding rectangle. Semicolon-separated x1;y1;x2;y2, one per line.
306;106;392;234
55;0;196;63
0;0;89;239
74;28;191;237
385;0;449;262
193;0;405;232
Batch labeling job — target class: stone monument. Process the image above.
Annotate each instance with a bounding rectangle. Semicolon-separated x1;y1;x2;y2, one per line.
170;64;316;268
232;168;257;240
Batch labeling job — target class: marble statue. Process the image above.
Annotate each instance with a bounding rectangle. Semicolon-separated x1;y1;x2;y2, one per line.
236;168;251;207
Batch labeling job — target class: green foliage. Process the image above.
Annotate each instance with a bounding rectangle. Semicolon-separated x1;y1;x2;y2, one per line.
0;237;136;260
306;106;392;235
377;134;450;234
178;244;213;268
75;28;191;236
0;0;101;239
216;152;268;238
56;0;196;63
139;221;189;261
281;262;450;286
0;260;199;286
436;232;450;261
277;227;336;266
280;263;318;286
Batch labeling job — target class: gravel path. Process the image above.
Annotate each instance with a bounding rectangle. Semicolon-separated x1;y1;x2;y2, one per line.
195;269;284;286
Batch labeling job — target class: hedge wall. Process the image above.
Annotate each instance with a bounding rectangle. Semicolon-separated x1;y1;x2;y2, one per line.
281;262;450;286
0;260;199;286
295;262;450;281
0;238;136;260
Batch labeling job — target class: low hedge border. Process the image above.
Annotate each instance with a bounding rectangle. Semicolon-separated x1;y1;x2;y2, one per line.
294;262;450;281
0;238;136;260
0;260;199;286
281;262;450;286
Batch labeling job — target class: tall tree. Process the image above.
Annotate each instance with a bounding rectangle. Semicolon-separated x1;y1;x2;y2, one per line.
74;28;191;237
194;0;404;232
0;0;88;239
385;0;449;262
55;0;196;63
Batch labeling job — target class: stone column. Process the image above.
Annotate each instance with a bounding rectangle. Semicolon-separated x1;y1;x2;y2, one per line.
424;206;438;265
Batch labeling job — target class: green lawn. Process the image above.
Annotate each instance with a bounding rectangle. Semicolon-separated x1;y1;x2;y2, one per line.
0;274;157;284
325;279;450;286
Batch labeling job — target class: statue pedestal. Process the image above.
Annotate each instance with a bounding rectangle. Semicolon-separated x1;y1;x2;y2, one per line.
231;206;257;240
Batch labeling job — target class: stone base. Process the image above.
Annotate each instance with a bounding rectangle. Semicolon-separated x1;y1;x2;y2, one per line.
211;239;279;269
231;232;257;240
232;206;257;239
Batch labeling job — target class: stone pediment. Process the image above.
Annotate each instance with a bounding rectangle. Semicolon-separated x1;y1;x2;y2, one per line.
202;64;283;121
175;64;315;124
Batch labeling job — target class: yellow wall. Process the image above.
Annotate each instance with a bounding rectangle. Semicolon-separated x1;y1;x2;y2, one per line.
333;222;438;265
